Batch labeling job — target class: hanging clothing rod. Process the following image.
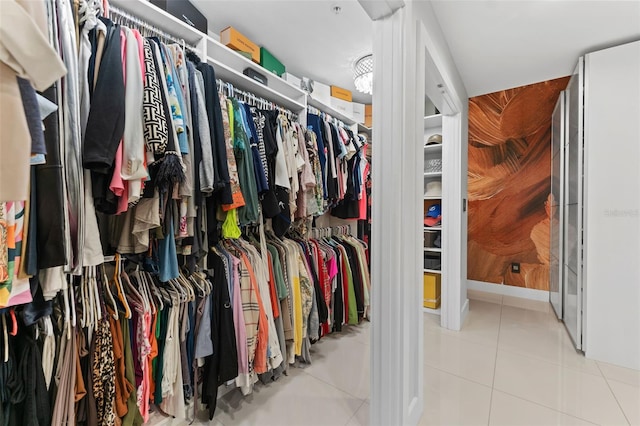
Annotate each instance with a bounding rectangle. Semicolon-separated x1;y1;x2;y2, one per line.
307;105;347;128
216;78;298;121
108;5;196;50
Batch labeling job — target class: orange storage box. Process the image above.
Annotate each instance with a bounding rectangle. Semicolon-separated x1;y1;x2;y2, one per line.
220;26;260;63
330;85;353;102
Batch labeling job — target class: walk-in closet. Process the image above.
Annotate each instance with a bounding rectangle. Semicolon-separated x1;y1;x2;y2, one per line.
0;0;373;423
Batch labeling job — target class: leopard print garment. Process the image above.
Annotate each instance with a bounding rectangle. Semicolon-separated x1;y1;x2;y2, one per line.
93;318;116;426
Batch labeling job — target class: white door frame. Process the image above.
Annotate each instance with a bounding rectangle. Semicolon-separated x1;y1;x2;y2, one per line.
370;2;468;424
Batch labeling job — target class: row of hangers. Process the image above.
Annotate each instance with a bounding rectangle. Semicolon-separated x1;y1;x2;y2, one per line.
307;105;348;128
310;225;351;240
0;308;54;364
107;5;193;53
216;79;298;121
71;254;214;344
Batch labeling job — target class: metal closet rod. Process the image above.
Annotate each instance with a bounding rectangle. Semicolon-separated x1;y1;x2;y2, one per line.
217;78;298;120
307;105;347;128
108;5;196;50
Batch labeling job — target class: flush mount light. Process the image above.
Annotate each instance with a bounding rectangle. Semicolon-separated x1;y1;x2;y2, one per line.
353;54;373;95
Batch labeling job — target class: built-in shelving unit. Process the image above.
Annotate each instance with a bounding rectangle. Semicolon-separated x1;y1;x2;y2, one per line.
423;114;443;315
424;247;442;253
357;123;372;135
424;114;442;129
423;144;442;154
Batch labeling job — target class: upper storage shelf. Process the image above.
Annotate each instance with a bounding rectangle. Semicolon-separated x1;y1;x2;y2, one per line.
307;95;357;126
424;114;443;130
109;0;204;47
109;0;307;113
205;36;307;112
207;57;306;113
358;123;372;137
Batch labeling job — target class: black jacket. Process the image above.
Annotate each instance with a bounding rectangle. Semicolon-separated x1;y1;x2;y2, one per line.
202;252;238;419
35;85;66;269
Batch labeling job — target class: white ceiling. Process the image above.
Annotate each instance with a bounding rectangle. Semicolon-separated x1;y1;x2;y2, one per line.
191;0;374;104
189;1;640;103
430;0;640;97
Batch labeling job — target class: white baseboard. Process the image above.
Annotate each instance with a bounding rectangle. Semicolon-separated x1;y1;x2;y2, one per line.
467;280;549;302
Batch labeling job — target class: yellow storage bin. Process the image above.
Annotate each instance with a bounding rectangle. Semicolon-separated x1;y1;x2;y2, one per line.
423;273;441;309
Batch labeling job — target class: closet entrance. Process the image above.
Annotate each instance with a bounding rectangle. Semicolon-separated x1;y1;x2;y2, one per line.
418;20;468;332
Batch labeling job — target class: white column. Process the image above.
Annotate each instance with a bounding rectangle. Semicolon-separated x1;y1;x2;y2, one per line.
370;4;424;425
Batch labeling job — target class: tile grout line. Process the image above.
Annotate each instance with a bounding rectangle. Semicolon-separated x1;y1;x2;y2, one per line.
494;346;604;378
491;298;616;426
492;388;600;425
342;399;367;426
486;297;504;425
423;362;494;389
423;329;501;352
595;362;633;425
300;364;370;402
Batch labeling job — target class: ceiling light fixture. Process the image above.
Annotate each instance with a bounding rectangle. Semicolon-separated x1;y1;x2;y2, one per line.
353;54;373;95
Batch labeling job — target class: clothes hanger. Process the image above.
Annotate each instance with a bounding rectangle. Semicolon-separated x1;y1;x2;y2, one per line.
169;278;183;304
62;285;71;340
146;273;164;311
113;254;132;318
92;266;103;322
139;269;155;314
187;272;206;298
163;279;180;305
85;268;95;331
84;267;94;340
69;276;77;331
121;269;144;311
100;264;119;320
85;269;93;331
133;268;150;313
176;273;195;302
80;270;88;329
171;277;188;303
184;273;197;301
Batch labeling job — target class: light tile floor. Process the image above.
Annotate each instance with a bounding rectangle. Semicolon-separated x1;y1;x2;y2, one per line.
173;290;640;425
